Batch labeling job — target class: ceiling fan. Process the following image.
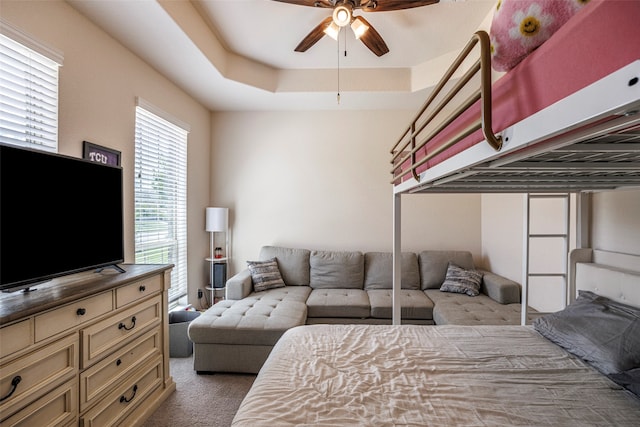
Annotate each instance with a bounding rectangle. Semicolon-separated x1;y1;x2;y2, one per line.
272;0;440;57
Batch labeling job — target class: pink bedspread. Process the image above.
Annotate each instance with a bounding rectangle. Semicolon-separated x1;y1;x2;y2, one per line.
401;0;640;181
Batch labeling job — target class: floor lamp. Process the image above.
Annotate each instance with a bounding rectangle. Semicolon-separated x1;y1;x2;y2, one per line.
205;207;228;303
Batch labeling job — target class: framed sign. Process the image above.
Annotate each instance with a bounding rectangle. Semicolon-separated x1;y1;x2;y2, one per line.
83;141;121;166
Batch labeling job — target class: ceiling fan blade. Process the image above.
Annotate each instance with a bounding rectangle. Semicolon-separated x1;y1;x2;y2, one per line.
294;16;334;52
271;0;440;11
359;0;439;12
356;16;389;57
271;0;333;8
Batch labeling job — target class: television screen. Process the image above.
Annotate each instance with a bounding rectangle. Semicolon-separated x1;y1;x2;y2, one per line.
0;143;124;291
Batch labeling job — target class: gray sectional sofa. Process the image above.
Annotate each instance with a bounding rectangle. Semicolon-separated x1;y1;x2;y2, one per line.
188;245;534;373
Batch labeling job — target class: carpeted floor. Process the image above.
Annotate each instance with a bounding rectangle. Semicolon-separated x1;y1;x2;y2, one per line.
142;355;256;427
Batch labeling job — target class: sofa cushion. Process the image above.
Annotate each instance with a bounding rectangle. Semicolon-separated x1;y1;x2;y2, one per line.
247;285;311;303
439;263;483;297
259;246;310;286
426;290;538;325
419;250;475;289
364;252;420;290
306;289;370;318
247;258;285;292
367;289;434;320
309;250;364;289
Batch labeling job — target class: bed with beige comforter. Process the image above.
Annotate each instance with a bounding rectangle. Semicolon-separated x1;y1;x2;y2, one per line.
232;323;640;426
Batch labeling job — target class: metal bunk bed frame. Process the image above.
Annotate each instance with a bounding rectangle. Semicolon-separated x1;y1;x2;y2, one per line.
389;29;640;325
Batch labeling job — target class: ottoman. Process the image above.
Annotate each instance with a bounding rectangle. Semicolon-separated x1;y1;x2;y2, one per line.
188;294;307;373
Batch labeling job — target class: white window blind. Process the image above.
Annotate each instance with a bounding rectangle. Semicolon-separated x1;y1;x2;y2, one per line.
134;104;189;304
0;28;61;152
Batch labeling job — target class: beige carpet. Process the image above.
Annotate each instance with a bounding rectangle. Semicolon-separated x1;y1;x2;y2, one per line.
142;355;255;427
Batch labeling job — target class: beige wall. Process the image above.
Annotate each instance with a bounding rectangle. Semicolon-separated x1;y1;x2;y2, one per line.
5;1;637;308
482;190;640;279
481;190;640;310
2;1;212;304
480;194;523;282
480;194;573;312
211;111;482;275
591;189;640;254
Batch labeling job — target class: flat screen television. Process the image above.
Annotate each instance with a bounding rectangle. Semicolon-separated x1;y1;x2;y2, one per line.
0;143;124;292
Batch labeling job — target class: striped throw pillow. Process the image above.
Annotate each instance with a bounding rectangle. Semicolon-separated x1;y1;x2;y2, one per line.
247;258;285;292
439;263;483;296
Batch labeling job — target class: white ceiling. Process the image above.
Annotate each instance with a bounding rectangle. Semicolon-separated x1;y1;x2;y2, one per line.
67;0;496;111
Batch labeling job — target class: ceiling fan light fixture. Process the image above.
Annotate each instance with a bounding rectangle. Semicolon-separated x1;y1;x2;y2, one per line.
332;5;352;27
350;16;369;39
323;21;340;40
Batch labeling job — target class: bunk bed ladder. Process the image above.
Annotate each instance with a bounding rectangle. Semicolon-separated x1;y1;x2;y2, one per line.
521;193;571;325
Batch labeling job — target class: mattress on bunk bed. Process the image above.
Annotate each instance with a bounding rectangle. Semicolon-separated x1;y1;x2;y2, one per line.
232;324;640;426
405;0;639;179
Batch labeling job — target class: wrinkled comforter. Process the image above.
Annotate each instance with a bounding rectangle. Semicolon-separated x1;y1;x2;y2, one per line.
233;324;640;426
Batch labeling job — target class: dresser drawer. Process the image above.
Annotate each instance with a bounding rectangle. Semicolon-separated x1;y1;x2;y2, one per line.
81;295;162;368
80;355;163;427
0;378;77;427
0;334;77;417
0;319;33;360
34;292;113;341
115;274;162;308
79;328;161;412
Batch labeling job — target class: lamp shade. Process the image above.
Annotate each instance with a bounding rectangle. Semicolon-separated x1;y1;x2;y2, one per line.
323;21;340;40
205;207;228;232
351;16;369;39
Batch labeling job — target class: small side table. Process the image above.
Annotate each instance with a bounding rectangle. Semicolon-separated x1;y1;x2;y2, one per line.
205;257;228;306
205;286;226;305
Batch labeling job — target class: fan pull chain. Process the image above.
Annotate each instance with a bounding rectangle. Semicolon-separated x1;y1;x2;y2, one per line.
337;29;350;104
344;28;348;57
337;27;341;105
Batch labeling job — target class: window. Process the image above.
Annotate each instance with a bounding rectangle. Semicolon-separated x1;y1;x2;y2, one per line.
134;99;189;305
0;21;63;152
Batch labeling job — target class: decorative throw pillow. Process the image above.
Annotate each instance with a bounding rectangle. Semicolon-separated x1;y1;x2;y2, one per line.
533;290;640;375
247;258;285;292
439;263;483;297
489;0;590;72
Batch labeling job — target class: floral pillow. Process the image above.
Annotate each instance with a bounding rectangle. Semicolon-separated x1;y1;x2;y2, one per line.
490;0;591;72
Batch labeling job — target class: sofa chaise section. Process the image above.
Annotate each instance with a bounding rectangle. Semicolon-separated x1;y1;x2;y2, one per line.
189;246;311;373
188;291;309;373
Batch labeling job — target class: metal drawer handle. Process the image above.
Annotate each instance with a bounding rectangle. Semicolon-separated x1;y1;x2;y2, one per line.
139;285;146;292
119;384;138;403
0;376;21;402
118;316;137;331
76;308;86;316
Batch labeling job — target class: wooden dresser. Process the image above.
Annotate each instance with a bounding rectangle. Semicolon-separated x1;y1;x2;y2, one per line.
0;264;175;426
